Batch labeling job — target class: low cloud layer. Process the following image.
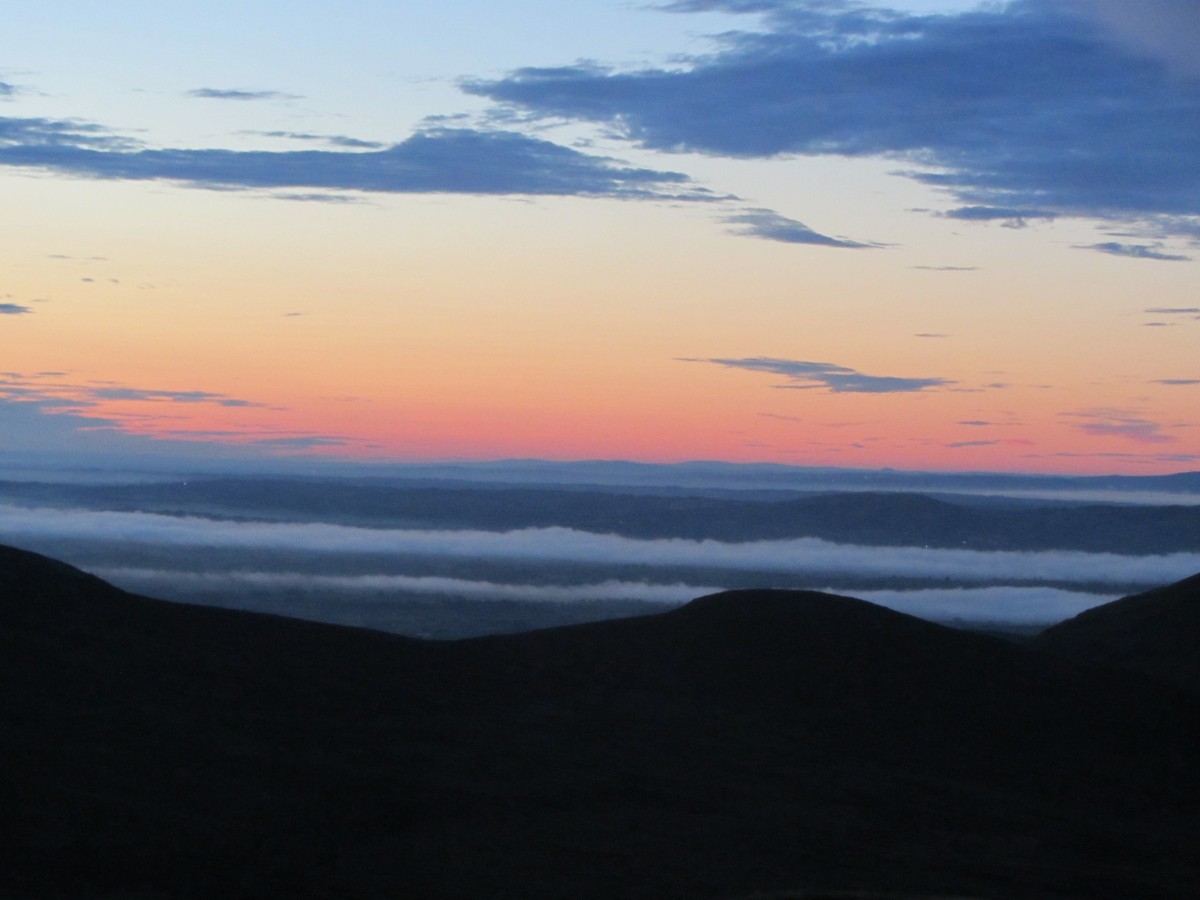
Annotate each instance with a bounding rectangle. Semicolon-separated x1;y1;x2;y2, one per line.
3;505;1197;587
95;568;720;606
93;567;1114;625
846;585;1117;625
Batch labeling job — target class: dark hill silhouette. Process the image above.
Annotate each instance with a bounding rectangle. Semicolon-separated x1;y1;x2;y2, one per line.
1036;571;1200;694
4;544;1200;899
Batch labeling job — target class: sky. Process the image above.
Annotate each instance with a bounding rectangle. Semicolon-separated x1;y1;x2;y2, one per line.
3;0;1199;475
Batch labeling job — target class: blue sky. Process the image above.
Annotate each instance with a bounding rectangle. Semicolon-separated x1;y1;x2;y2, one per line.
3;1;1199;474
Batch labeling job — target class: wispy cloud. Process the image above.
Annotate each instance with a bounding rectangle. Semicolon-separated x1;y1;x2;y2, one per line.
0;116;708;201
0;373;350;456
1062;408;1176;444
467;1;1200;236
249;130;386;150
1144;307;1200;315
1078;242;1191;261
187;88;302;102
89;387;268;408
943;206;1057;227
681;356;954;393
0;303;32;315
912;266;977;272
722;208;879;249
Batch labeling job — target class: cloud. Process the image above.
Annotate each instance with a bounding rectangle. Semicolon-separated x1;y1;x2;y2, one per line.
943;206;1057;226
88;567;1118;625
1071;0;1200;77
1062;408;1176;444
958;420;992;426
89;387;267;408
466;1;1200;236
251;130;386;149
187;88;301;102
0;114;137;151
722;208;879;248
243;436;352;449
912;266;977;271
682;356;953;393
0;373;347;457
1078;242;1191;261
0;82;15;98
947;440;1000;448
914;332;947;338
0;303;32;315
1144;307;1200;314
3;504;1197;588
0;116;707;201
93;568;718;607
1153;379;1200;386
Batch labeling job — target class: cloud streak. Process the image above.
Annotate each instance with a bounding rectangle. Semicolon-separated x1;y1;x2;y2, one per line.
1062;408;1176;444
187;88;301;101
0;116;707;201
1078;242;1191;261
0;373;352;457
682;356;953;393
722;208;879;248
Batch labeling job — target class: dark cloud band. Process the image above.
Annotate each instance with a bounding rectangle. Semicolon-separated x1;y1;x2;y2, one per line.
0;118;706;201
467;1;1200;238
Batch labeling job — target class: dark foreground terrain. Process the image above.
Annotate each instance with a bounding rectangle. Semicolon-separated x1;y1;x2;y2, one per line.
3;543;1200;899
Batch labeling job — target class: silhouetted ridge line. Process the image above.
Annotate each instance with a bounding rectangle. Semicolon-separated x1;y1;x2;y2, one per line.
1037;570;1200;693
4;544;1200;899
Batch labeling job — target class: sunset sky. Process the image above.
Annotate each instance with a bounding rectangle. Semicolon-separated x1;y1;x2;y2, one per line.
3;0;1198;474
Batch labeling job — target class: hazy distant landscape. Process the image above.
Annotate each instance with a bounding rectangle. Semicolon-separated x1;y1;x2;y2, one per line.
4;461;1199;637
6;0;1200;894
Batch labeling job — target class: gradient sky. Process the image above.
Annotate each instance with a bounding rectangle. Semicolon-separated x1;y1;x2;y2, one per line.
2;0;1198;474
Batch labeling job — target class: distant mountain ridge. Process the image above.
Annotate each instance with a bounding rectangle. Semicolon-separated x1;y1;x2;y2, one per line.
4;544;1200;898
6;478;1200;553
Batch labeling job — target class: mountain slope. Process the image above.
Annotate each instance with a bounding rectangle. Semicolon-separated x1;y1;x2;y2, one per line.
1036;571;1200;693
4;544;1200;899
